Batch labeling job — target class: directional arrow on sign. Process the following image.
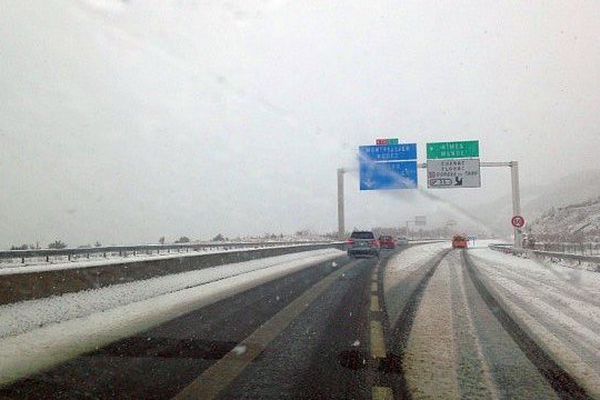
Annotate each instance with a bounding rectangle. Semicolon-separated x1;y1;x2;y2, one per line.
364;179;375;189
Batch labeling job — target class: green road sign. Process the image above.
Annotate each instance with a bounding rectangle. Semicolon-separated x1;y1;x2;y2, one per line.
427;140;479;159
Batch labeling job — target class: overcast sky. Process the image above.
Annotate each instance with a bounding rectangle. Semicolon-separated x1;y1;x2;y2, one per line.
1;0;599;247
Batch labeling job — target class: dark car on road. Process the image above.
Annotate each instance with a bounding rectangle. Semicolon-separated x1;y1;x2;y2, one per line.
378;235;396;249
347;231;380;258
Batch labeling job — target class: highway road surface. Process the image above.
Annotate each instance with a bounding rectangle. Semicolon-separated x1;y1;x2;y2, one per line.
1;243;599;399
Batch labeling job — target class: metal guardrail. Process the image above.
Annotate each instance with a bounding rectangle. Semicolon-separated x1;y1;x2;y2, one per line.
489;244;600;264
530;242;600;256
0;242;347;304
0;241;340;264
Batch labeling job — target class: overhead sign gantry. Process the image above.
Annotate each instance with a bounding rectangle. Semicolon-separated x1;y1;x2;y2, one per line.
338;138;523;248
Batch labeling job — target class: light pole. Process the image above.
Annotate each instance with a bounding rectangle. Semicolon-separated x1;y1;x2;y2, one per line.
418;161;522;248
337;168;345;239
510;161;522;249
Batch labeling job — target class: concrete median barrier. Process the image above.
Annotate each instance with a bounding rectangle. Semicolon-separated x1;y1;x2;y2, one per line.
0;243;344;305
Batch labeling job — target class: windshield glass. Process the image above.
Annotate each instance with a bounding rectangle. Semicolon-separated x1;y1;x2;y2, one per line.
1;2;599;400
351;232;376;239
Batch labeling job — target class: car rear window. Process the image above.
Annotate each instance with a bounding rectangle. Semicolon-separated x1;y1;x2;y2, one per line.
350;232;375;239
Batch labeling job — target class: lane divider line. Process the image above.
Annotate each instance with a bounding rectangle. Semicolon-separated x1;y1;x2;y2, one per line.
172;260;362;400
370;320;387;359
371;282;378;292
372;386;394;400
370;295;381;312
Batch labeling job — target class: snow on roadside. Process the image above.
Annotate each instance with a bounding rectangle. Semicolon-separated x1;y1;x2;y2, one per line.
383;242;449;328
383;242;449;295
473;247;600;297
404;258;460;399
0;243;327;275
469;247;600;398
0;249;342;339
0;248;344;385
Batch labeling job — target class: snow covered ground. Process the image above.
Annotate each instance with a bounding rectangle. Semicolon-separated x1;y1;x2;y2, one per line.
0;243;328;275
383;241;450;296
0;248;343;385
530;196;600;242
469;247;600;398
383;242;600;398
405;250;561;399
0;247;244;271
383;242;450;327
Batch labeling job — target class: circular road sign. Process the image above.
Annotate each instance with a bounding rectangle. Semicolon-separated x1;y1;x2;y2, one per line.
511;215;526;228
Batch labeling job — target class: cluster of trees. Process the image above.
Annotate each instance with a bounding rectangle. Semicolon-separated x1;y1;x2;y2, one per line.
9;240;105;251
9;231;346;252
10;241;67;250
10;244;32;250
163;234;232;242
48;240;68;249
158;236;193;244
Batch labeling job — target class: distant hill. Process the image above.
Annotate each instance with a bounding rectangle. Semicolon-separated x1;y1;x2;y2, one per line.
529;197;600;242
443;169;600;237
523;170;600;216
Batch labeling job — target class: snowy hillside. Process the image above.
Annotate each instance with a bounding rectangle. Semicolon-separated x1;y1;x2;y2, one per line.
529;196;600;242
459;170;600;237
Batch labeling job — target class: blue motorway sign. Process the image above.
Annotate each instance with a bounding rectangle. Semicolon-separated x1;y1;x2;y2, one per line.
359;142;418;190
359;143;417;161
360;161;418;190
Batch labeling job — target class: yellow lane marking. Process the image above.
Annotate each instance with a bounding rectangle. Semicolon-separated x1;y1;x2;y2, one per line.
371;282;378;292
372;386;394;400
370;295;380;312
370;320;386;358
172;260;361;400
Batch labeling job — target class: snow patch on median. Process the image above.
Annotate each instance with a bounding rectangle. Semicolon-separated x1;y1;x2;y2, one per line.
0;249;341;339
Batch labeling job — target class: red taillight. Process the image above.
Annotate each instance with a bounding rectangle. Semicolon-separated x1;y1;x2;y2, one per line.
346;239;355;245
370;240;380;248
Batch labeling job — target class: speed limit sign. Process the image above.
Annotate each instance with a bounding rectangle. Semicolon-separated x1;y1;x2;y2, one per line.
511;215;526;228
